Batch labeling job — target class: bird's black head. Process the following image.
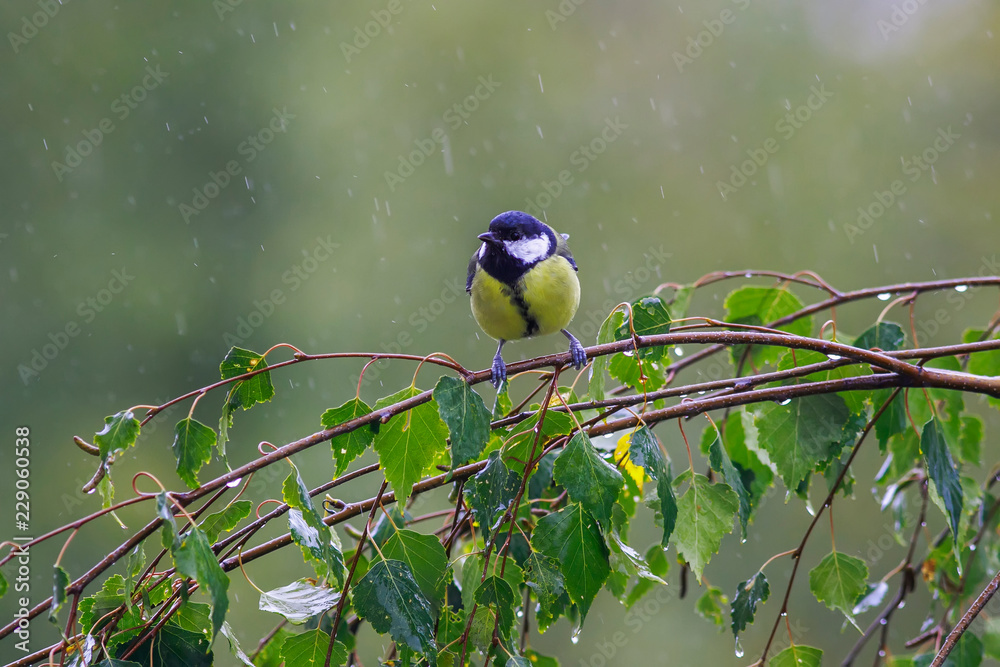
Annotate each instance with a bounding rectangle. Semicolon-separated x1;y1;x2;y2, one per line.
476;211;556;284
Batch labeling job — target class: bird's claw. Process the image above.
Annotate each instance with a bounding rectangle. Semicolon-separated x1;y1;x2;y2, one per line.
491;354;507;388
568;337;587;370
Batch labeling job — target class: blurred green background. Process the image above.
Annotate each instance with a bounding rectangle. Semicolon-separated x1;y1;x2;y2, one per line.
2;0;999;664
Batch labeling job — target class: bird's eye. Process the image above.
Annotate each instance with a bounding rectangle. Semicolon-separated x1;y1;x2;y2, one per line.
509;231;521;241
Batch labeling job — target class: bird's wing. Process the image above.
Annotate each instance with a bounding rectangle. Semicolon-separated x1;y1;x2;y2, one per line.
555;236;578;271
466;251;479;293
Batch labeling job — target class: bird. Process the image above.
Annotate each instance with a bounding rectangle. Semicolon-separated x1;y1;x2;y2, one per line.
466;210;587;387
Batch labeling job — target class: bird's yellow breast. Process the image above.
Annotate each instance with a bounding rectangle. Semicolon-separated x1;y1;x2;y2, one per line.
470;255;580;342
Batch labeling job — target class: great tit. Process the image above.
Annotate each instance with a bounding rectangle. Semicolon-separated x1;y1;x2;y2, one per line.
466;211;587;387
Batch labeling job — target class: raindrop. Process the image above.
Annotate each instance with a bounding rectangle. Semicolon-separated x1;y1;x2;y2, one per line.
226;477;242;488
674;346;683;357
570;632;580;645
745;272;753;278
877;292;892;301
538;73;544;93
86;488;96;495
880;618;887;625
955;284;968;293
536;125;543;139
897;600;906;609
777;398;791;406
734;638;744;658
42;138;48;150
828;354;841;361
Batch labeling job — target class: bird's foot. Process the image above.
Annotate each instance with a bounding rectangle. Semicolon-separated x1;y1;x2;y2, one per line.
491;353;508;388
564;331;587;370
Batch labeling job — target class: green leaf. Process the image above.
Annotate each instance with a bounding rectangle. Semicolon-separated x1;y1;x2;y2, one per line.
283;463;345;585
49;565;70;623
853;321;905;352
97;474;116;511
121;621;213;666
719;411;774;510
280;629;347;667
672;471;738;581
607;351;668;393
172;601;212;638
808;551;868;630
589;309;624;401
958;415;983;465
259;580;341;625
724;286;812;367
474;576;517;640
730;572;769;638
465;451;521;541
492;380;512;420
668;284;695;320
531;503;610;621
615;296;672;361
218;346;275;460
528;450;558;501
171;418;216;489
607;531;666;587
696;586;727;626
771;644;823;667
775;348;870;415
352;559;437;665
94;410;141;462
434;376;491;468
170;527;229;638
369;505;408;551
948;631;984;667
501;410;574;476
553;432;624;528
198;500;252;544
628;426;677;546
853;581;889;615
624;545;669;608
525;553;566;630
219;622;255;666
923;417;964;544
874;389;908;451
220;346;275;410
754;393;865;490
459;553;524;618
382;529;449;617
706;430;751;539
968;330;1000;409
321;398;375;477
373;386;449;501
79;575;127;634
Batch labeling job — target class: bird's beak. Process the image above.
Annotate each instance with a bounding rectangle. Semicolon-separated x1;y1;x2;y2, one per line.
478;232;499;245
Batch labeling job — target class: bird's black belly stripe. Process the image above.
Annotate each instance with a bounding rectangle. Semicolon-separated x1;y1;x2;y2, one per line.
503;283;538;337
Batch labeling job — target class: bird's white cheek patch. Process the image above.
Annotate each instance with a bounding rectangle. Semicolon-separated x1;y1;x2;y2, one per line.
506;237;549;264
479;243;488;259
